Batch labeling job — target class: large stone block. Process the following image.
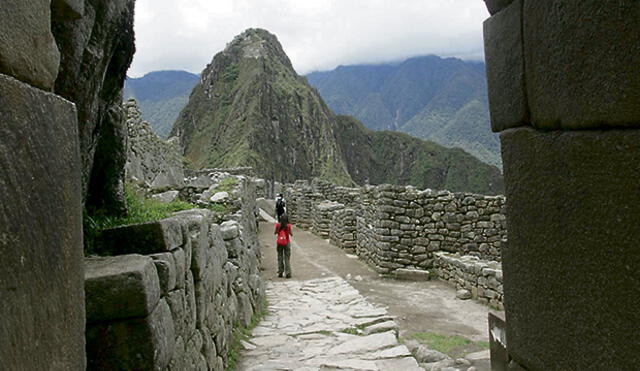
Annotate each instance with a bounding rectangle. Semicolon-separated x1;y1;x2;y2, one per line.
0;74;84;370
150;252;177;295
52;0;135;214
523;0;640;129
95;217;184;255
500;127;640;369
87;298;175;370
52;0;84;20
0;2;60;90
483;0;529;132
85;254;161;322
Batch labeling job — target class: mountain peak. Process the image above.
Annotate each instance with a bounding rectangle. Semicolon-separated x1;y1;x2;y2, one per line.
222;28;293;68
172;31;503;194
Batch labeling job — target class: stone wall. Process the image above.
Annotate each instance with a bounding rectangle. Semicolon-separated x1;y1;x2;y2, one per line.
124;99;185;189
283;179;507;307
433;252;503;309
329;208;358;251
0;73;85;370
312;201;344;238
482;1;640;369
286;181;506;268
86;177;265;370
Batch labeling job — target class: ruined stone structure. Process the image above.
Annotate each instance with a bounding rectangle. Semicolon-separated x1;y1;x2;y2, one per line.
124;99;185;189
434;253;503;310
283;179;506;306
483;0;640;369
86;176;265;370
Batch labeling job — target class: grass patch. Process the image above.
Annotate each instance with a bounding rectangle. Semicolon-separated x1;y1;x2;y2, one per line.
84;185;196;254
225;298;268;371
214;177;238;193
408;332;489;359
206;203;228;213
340;323;368;335
91;185;194;229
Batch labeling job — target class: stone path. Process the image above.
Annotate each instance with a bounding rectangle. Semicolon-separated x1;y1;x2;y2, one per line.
238;276;423;370
238;209;494;370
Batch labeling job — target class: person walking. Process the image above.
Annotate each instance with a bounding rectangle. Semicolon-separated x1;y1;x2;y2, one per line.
275;193;286;222
274;213;293;278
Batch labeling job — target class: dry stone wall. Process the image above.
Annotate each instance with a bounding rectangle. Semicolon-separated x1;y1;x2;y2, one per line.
283;179;506;305
434;252;504;309
124;99;185;189
329;208;358;251
85;177;265;370
312;201;344;238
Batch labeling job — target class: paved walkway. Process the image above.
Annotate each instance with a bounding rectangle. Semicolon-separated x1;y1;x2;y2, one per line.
238;277;422;370
238;211;495;370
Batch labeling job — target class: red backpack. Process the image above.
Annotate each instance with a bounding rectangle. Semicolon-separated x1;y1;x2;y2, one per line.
277;226;288;246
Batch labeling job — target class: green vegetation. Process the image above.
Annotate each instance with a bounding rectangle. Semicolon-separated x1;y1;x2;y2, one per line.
206;203;227;213
306;56;502;168
95;185;194;228
223;65;240;83
225;299;268;371
84;185;195;254
408;332;489;359
214;177;238;193
340;323;368;335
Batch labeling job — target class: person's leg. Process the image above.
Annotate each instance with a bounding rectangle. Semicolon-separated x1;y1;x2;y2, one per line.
284;242;291;278
277;245;284;277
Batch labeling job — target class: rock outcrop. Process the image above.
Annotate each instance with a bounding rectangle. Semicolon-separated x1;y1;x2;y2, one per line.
52;0;136;215
124;99;186;189
172;28;504;194
172;28;353;186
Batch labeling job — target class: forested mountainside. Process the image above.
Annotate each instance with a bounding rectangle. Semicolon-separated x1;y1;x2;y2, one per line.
307;56;501;168
124;70;199;138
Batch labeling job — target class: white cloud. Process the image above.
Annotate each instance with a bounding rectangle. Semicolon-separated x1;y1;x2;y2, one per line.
129;0;489;77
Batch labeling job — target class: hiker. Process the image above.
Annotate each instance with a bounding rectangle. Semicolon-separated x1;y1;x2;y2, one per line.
274;213;293;278
275;193;286;221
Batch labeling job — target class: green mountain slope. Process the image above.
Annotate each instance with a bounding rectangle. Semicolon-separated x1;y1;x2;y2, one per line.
124;70;199;138
334;116;503;194
171;29;352;186
172;28;504;194
307;57;501;168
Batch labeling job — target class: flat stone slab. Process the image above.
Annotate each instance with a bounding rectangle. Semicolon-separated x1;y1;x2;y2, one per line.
394;268;431;281
95;217;184;255
238;277;423;369
151;190;179;204
85;254;161;322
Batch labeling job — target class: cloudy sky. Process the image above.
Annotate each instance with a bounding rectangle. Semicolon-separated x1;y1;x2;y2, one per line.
129;0;489;77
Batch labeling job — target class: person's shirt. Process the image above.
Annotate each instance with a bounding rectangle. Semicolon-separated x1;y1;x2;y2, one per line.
274;223;293;243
